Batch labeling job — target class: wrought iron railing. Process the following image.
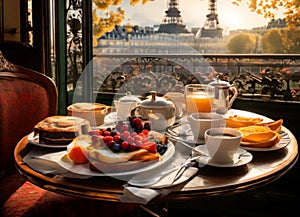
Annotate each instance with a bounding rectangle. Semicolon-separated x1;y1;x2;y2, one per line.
86;53;300;102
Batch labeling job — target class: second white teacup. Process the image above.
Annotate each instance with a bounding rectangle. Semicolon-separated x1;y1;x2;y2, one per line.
205;128;242;163
188;112;225;142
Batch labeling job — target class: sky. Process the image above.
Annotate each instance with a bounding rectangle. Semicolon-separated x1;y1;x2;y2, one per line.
119;0;285;35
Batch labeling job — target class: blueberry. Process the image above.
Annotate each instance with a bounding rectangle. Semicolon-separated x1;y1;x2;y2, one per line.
112;142;121;152
157;144;163;153
157;144;167;155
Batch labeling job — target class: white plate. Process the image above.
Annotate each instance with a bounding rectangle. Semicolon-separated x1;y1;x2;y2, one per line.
28;132;68;148
56;141;175;177
241;130;290;152
193;145;253;168
166;122;205;144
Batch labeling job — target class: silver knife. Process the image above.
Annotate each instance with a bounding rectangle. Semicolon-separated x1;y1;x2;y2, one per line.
171;155;201;184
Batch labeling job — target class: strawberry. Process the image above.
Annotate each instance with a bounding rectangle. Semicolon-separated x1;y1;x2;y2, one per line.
140;142;157;153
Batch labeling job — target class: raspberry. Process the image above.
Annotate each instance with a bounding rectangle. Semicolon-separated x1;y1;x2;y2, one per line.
115;121;124;131
134;135;143;143
102;136;113;144
120;124;129;132
131;132;137;138
121;131;130;140
106;141;115;148
127;136;135;144
121;141;129;150
103;131;111;136
88;130;101;136
113;135;121;142
91;135;101;142
141;129;149;136
135;140;142;147
129;143;138;151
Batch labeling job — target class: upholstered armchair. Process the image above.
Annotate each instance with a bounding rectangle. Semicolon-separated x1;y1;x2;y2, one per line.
0;51;57;171
0;50;57;206
0;51;137;216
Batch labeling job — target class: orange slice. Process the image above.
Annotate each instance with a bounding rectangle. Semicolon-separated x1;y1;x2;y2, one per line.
68;145;89;164
242;131;277;142
238;125;281;148
256;119;283;132
226;115;263;128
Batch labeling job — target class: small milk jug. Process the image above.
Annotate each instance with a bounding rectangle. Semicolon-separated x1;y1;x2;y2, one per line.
208;80;238;114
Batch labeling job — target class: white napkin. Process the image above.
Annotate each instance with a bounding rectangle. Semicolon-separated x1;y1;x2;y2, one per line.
119;166;198;204
119;186;160;204
119;142;199;204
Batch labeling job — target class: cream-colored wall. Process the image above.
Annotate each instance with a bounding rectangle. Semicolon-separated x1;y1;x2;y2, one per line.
3;0;20;41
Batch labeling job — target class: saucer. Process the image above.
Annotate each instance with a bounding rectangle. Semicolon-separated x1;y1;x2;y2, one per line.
166;122;205;144
193;145;253;168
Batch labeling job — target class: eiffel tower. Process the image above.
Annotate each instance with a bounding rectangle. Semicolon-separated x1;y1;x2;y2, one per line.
198;0;223;38
157;0;189;34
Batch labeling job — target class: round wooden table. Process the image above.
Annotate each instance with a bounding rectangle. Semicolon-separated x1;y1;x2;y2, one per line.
14;110;298;203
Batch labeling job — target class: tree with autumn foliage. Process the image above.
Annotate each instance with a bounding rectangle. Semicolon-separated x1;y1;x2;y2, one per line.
261;28;300;53
226;32;259;53
232;0;300;28
92;0;152;45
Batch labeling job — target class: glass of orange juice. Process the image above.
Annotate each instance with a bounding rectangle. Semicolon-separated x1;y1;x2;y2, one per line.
185;84;215;114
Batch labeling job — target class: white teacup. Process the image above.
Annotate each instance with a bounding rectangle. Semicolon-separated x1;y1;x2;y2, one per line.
205;128;242;163
188;112;225;141
67;103;112;126
164;92;184;118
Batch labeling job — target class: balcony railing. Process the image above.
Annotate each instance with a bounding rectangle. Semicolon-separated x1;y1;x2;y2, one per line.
69;53;300;105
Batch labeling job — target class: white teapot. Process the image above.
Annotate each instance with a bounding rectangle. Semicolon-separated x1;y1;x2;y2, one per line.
130;91;176;131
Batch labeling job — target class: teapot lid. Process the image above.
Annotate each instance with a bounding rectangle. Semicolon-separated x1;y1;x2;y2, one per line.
209;79;231;88
140;91;174;108
119;91;141;103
